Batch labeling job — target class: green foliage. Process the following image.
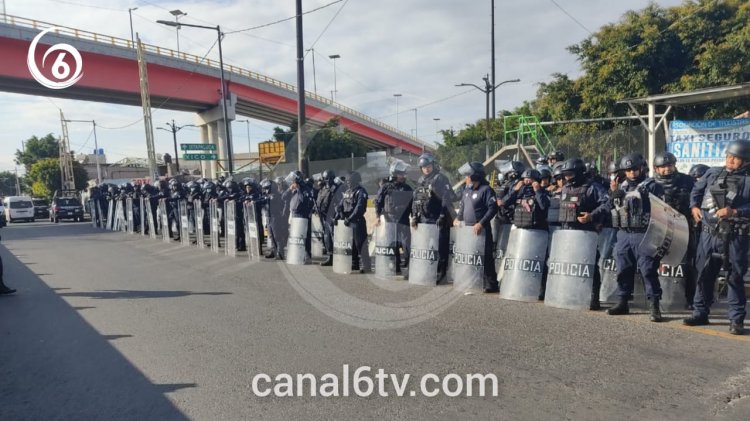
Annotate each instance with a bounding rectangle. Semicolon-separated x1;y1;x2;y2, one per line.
25;158;89;199
0;171;21;196
15;134;59;170
305;117;366;161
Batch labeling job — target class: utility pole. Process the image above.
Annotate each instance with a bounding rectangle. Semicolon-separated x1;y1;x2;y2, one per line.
14;167;21;195
157;120;196;174
491;0;496;119
136;34;159;182
295;0;307;173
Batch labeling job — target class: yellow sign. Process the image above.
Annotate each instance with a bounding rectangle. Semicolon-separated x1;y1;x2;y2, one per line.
259;141;285;163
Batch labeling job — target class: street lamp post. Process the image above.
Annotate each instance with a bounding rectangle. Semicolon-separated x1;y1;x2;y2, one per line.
237;119;251;153
433;118;441;143
329;54;340;101
157;19;234;175
456;76;520;160
169;9;187;54
393;93;402;129
157;120;196;173
64;119;102;183
306;48;317;95
128;7;138;46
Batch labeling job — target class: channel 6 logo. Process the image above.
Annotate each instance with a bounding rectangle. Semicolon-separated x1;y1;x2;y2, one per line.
26;27;84;90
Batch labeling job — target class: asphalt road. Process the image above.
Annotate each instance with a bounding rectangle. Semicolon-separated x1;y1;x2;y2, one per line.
1;221;749;420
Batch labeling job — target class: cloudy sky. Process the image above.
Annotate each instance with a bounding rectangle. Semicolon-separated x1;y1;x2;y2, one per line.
0;0;686;173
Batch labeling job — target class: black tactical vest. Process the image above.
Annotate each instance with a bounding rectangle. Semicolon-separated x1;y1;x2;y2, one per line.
656;173;690;214
611;180;652;229
342;189;356;215
559;184;589;223
513;197;537;228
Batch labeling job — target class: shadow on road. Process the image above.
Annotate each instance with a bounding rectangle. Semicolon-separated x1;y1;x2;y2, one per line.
1;221;122;242
59;290;233;300
0;246;192;421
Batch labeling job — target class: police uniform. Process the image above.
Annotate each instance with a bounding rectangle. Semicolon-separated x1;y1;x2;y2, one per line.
412;168;456;278
336;177;371;272
374;178;413;270
687;160;750;333
503;184;550;230
607;154;666;320
316;176;344;264
457;174;498;291
287;182;315;259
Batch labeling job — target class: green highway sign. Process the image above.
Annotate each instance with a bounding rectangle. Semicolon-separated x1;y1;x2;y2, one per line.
180;143;217;151
182;153;218;160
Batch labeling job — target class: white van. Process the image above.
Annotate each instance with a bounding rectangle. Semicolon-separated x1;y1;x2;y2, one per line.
3;196;35;223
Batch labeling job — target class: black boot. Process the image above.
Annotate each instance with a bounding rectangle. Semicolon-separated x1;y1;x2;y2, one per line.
589;295;601;311
683;314;709;326
607;298;629;315
729;321;744;335
264;250;275;259
320;255;333;266
649;299;662;322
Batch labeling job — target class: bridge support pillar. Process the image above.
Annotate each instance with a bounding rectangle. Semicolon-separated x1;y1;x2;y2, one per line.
195;94;236;179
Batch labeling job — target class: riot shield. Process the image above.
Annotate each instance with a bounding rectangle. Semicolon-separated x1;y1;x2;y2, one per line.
444;227;457;284
89;200;97;228
177;199;189;246
126;197;134;234
139;197;147;236
374;217;400;278
244;201;262;262
210;199;220;253
544;229;598;310
494;224;513;279
159;199;170;243
262;207;273;250
286;217;309;265
194;200;206;249
640;193;689;266
114;200;125;232
658;256;689;312
598;227;619;304
453;225;486;292
145;200;157;239
408;223;440;286
333;220;354;274
106;199;114;230
225;200;237;257
499;228;548;302
96;201;104;229
311;214;326;259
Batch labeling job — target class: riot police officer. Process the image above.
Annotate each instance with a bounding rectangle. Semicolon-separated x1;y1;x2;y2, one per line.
685;140;750;335
241;177;262;247
557;158;610;309
502;168;550;230
222;179;246;251
455;161;498;293
374;161;414;275
653;151;696;307
494;160;525;224
411;154;456;281
257;178;285;259
316;169;344;266
547;150;565;167
336;171;371;273
285;171;314;260
607;153;666;321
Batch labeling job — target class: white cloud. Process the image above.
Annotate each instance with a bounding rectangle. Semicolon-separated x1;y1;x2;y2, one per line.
0;0;685;173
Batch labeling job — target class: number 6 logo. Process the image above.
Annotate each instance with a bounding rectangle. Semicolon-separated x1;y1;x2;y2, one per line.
27;27;84;90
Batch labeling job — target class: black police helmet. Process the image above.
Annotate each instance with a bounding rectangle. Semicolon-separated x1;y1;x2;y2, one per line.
585;161;599;177
653;151;677;167
536;156;549;166
688;164;709;179
458;161;486;182
552;163;564;179
417;153;435;168
390;160;408;176
285;170;304;185
560;158;586;176
521;168;541;182
347;171;362;186
322;169;336;181
619;153;646;171
726;140;750;160
539;168;552;181
607;161;619;174
547;150;565;162
260;178;274;192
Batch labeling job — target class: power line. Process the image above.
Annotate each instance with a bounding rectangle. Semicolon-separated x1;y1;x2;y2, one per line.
306;0;350;51
225;0;345;35
548;0;592;35
44;0;122;12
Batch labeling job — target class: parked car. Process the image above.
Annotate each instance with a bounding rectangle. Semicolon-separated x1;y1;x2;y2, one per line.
0;201;5;226
50;196;85;223
3;196;35;223
32;198;50;219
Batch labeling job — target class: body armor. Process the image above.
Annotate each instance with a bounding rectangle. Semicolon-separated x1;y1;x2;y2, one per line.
611;180;652;229
317;184;338;216
384;184;412;219
513;197;538;228
559;184;588;224
656;173;691;214
342;189;356;216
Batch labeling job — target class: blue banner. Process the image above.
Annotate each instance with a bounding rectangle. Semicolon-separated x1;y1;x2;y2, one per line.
667;118;750;172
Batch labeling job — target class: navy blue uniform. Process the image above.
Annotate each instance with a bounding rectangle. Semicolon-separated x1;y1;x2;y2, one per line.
336;185;371;270
287;184;315;258
690;166;750;323
609;177;665;301
457;181;498;289
316;182;344;256
412;171;456;276
375;180;413;269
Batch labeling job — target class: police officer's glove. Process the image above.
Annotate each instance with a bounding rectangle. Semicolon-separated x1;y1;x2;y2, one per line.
343;218;351;227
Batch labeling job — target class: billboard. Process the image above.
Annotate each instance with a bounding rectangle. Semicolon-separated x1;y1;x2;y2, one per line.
667;118;750;173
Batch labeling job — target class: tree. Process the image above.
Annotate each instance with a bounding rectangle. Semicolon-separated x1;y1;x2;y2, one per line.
0;171;22;196
305;117;366;161
15;134;59;171
25;158;89;199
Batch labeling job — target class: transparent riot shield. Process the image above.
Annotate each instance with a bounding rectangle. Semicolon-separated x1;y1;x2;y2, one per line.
114;200;125;232
244;201;262;262
641;193;689;266
544;229;598;310
333;220;353;274
225;200;237;257
658;256;689;312
194;199;205;249
176;199;188;246
126;197;134;234
311;214;326;259
139;197;147;236
286;217;309;265
453;225;486;292
598;227;619;304
145;199;157;239
262;207;273;250
499;228;548;302
106;199;114;230
374;217;400;278
96;201;104;229
159;199;170;243
444;227;457;284
210;199;220;253
408;223;440;286
89;200;97;228
494;224;513;280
